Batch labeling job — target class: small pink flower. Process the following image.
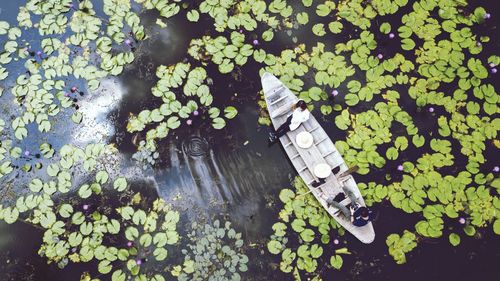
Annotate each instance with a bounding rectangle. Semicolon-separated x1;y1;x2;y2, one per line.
331;90;339;96
252;39;259;46
24;150;30;156
333;239;339;245
127;241;133;247
377;54;383;59
193;110;199;116
428;107;434;113
136;259;142;265
239;29;243;33
186;119;192;125
484;13;491;19
64;92;70;97
124;39;132;45
83;204;89;210
489;62;496;68
36;51;42;56
491;68;497;74
476;42;482;47
389;33;395;39
397;165;404;171
459;217;466;224
493;166;499;172
71;86;77;93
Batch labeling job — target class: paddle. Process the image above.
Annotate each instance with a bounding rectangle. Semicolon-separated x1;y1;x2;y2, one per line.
295;184;323;198
337;165;359;181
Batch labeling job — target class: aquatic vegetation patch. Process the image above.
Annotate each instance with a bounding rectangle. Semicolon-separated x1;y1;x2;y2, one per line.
172;220;248;281
125;62;238;167
267;177;351;279
386;230;417;264
0;0;147;146
0;0;499;279
257;0;498;275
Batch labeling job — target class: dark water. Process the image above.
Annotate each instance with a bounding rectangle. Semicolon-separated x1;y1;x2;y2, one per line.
1;0;499;281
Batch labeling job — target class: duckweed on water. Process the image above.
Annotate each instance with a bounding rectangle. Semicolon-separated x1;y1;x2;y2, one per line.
0;0;499;280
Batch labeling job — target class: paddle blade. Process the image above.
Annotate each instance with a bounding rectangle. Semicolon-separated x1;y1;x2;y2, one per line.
338;165;359;178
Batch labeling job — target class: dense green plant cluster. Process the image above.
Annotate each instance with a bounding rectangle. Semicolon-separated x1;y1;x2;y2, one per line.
0;139;182;280
0;0;499;280
267;177;351;279
172;220;248;281
0;0;245;280
386;230;417;264
126;62;238;154
0;0;145;144
251;0;499;278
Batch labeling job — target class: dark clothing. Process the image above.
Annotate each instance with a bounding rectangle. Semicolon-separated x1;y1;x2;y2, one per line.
352;208;376;227
326;198;351;218
273;115;293;139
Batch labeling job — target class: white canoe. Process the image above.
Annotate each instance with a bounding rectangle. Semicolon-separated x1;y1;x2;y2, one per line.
261;72;375;244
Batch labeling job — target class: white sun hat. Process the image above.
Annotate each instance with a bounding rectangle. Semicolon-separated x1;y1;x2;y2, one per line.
296;131;313;148
314;163;331;179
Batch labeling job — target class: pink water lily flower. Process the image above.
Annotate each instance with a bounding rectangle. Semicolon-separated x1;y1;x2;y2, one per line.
331;90;339;96
125;39;132;45
186;119;192;125
377;54;383;59
333;239;340;245
389;33;395;39
397;165;404;171
428;107;435;113
193;110;199;116
484;13;491;19
71;86;78;93
127;241;133;247
491;68;497;74
459;217;466;224
24;150;30;156
493;166;499;172
83;204;89;210
489;62;496;68
136;259;142;265
252;39;259;46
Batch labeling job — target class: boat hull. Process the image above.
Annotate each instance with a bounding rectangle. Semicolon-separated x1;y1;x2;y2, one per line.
261;72;375;244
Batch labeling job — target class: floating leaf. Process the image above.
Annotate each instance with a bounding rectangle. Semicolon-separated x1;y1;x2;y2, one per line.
224;106;238;119
113;177;128;192
330;255;343;269
449;233;460;246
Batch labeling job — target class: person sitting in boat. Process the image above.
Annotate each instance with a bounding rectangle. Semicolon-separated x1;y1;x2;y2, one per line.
269;100;310;143
350;205;376;227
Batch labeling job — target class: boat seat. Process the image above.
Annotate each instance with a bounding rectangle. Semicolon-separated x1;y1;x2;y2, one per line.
327;156;345;171
266;85;285;100
313;136;328;146
270;102;294;118
321;149;338;158
269;95;288;106
308;126;320;133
